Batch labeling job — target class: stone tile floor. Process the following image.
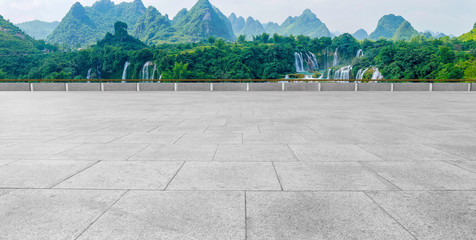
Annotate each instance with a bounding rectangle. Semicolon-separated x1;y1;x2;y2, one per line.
0;92;475;239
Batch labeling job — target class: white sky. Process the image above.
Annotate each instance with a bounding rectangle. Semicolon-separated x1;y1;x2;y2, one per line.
0;0;475;36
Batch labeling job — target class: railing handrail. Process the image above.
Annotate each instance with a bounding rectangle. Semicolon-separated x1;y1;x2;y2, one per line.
0;79;475;83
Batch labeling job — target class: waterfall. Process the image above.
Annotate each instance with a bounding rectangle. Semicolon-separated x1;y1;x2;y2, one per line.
333;65;352;80
325;48;329;68
285;75;290;79
151;64;157;80
326;69;331;79
86;68;91;80
96;66;102;79
159;74;162;80
307;52;318;71
371;67;384;80
122;61;130;80
295;53;305;72
141;61;152;80
333;48;339;67
356;68;369;80
356;49;364;58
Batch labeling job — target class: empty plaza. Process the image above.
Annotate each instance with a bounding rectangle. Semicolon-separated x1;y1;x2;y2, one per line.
0;91;475;239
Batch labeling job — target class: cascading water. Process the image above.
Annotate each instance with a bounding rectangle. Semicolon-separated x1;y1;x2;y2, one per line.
141;61;152;80
356;49;364;58
306;52;318;71
151;64;157;80
122;61;130;81
326;69;331;79
97;66;102;79
86;68;92;80
325;48;329;68
333;48;339;67
333;65;352;80
295;53;305;72
371;67;384;80
356;68;369;80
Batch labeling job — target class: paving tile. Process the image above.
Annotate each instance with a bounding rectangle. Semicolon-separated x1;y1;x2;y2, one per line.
177;133;242;144
290;144;382;161
205;125;260;134
246;191;414;240
275;162;397;190
50;133;126;144
0;143;80;160
55;161;182;190
112;133;185;144
359;144;463;161
77;191;245;240
214;145;297;162
0;189;124;240
149;125;208;134
367;191;476;240
0;160;15;166
168;162;281;190
432;144;476;160
448;161;476;173
364;161;476;190
0;160;95;188
243;133;308;144
49;143;149;161
129;144;217;161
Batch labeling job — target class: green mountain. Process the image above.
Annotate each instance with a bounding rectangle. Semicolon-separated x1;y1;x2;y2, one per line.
228;13;245;34
172;8;188;24
263;22;279;34
173;0;235;41
132;6;176;44
277;9;331;38
393;21;419;40
0;14;43;55
352;29;368;40
47;0;146;47
16;20;59;40
238;17;266;39
459;23;476;41
369;14;406;40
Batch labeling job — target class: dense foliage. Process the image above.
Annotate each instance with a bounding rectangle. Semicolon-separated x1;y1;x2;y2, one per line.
1;19;475;80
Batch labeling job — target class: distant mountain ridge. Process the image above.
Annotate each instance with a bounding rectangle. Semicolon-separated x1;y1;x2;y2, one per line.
16;20;59;40
42;0;468;47
229;9;331;39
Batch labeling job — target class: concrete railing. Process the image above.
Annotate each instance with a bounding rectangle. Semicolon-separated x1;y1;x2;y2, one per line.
0;82;475;92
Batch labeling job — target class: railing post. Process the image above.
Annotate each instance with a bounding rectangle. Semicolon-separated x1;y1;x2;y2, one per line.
210;83;213;92
30;83;33;92
66;83;69;92
100;83;104;91
246;83;250;92
282;82;285;91
354;82;358;92
430;82;433;92
469;83;472;92
391;83;394;92
174;83;177;92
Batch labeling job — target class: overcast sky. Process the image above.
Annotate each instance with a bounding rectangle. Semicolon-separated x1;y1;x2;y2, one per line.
0;0;475;36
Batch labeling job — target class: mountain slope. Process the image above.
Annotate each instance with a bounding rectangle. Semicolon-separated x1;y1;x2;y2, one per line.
369;14;406;40
352;29;368;40
173;0;235;41
263;22;279;34
228;13;245;34
47;0;146;47
0;14;47;55
16;20;59;40
132;6;177;44
238;17;266;39
459;23;476;41
393;21;419;40
277;9;331;38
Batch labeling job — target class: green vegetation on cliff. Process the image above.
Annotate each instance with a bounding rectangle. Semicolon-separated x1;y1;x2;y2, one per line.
47;0;146;47
459;23;476;41
277;9;331;38
393;21;419;41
